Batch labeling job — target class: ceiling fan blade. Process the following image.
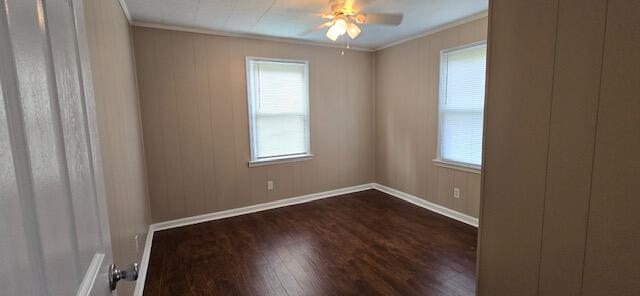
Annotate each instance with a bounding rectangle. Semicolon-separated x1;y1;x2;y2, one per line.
299;21;334;36
357;13;403;26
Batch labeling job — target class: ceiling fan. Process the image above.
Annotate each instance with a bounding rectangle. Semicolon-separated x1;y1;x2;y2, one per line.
304;0;404;41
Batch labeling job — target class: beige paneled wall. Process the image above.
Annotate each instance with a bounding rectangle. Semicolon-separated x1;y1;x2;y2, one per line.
374;18;488;218
478;0;640;295
84;0;152;295
132;27;374;223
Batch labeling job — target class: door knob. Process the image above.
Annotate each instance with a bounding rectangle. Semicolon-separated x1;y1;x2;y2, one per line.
109;262;139;290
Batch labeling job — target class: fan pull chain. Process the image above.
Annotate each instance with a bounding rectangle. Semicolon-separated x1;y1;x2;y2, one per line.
340;35;350;56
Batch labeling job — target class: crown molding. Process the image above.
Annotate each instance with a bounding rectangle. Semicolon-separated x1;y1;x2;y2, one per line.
116;0;132;23
131;22;375;52
374;11;488;51
126;9;487;53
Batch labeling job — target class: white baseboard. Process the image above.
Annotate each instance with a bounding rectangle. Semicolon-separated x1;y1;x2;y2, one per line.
151;183;375;231
133;182;478;295
372;183;479;227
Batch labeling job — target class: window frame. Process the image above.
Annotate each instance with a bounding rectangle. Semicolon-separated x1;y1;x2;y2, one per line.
435;41;487;173
245;57;312;167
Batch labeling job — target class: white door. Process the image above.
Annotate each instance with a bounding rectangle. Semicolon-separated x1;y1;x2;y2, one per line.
1;0;115;295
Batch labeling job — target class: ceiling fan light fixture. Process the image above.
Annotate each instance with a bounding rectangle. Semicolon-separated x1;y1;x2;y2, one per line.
315;3;403;42
347;22;361;39
326;24;342;41
326;17;348;41
333;18;348;35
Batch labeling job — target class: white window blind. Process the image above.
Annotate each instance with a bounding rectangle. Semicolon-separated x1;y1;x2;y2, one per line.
247;58;310;163
438;43;487;168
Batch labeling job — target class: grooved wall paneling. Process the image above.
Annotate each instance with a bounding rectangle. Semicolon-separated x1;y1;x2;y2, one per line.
479;1;559;293
537;0;607;294
479;0;640;294
83;0;152;295
132;27;374;223
374;18;487;218
581;1;640;294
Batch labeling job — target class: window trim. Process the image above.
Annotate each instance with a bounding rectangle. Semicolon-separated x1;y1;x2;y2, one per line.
435;41;487;171
245;56;312;167
432;158;481;174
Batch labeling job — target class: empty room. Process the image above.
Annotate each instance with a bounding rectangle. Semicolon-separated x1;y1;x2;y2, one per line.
1;0;638;295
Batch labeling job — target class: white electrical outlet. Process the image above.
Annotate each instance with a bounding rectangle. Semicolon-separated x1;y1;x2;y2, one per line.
453;188;461;198
267;181;274;190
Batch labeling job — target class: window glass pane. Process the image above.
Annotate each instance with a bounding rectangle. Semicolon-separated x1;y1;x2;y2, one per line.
256;115;306;158
256;62;306;114
439;44;486;167
443;46;486;111
440;111;484;166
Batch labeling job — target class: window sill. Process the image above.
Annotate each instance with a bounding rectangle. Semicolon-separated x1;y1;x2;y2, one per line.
432;159;481;174
248;154;313;167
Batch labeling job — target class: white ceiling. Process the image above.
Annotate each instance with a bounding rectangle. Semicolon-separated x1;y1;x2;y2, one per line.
122;0;488;50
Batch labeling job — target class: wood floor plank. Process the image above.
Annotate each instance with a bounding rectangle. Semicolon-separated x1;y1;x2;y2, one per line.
144;190;477;295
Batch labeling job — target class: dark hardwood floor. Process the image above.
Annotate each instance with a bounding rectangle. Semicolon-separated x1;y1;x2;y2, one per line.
144;189;477;296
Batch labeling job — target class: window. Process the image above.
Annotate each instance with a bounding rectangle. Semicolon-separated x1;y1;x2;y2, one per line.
246;57;311;166
437;42;487;170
